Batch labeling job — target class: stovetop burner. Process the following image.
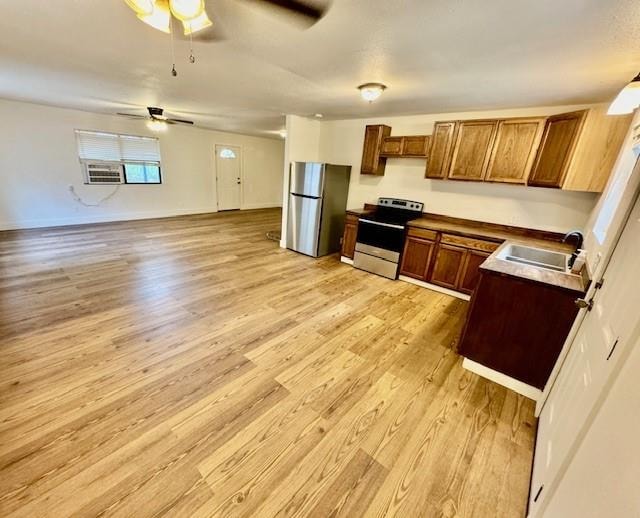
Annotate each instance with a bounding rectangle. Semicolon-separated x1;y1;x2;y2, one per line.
366;198;424;226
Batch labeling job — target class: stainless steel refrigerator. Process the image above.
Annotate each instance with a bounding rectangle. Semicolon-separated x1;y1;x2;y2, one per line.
286;162;351;257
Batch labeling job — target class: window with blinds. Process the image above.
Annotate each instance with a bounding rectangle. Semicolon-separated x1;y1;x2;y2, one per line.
75;130;162;184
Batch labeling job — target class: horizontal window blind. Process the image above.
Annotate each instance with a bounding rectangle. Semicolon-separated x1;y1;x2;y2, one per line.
75;130;160;163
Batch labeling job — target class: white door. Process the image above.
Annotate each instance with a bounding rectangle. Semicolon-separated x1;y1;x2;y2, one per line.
216;145;241;211
528;186;640;516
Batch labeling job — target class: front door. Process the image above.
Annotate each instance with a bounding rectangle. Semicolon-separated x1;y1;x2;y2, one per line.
216;145;241;211
528;181;640;516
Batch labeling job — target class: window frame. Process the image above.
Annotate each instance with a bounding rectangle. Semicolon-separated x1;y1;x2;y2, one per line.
75;129;163;185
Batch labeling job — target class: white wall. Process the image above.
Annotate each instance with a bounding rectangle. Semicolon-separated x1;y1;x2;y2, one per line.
279;115;322;244
314;105;604;233
0;98;284;230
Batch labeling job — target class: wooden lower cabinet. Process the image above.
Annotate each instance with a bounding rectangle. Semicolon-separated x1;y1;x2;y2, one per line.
429;243;466;289
399;236;435;280
341;218;358;259
458;270;580;389
458;250;491;294
399;228;497;295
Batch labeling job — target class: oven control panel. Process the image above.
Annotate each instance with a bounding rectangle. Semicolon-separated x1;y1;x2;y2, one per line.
378;198;424;213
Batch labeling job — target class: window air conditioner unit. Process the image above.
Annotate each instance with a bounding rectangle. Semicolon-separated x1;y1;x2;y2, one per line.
83;162;124;185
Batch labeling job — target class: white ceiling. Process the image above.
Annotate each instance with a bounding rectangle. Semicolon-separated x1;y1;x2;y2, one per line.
1;0;639;137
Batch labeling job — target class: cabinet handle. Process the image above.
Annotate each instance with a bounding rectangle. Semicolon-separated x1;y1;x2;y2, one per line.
606;338;619;361
533;484;544;503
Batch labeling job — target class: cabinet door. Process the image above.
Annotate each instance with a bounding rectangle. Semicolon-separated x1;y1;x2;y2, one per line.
402;135;430;157
485;118;545;184
341;222;358;259
527;110;587;188
380;136;404;156
361;125;391;175
458;250;490;295
448;120;498;181
562;106;632;192
425;121;457;179
429;244;466;289
399;236;435;280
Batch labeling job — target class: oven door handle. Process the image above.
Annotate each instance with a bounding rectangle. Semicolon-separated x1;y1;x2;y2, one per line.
359;218;405;230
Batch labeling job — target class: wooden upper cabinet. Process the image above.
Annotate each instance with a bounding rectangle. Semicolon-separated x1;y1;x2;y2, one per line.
426;121;458;178
380;135;430;157
448;120;498;181
485;118;546;184
402;135;430;157
527;110;587;188
562;105;632;192
380;136;404;156
361;124;391;175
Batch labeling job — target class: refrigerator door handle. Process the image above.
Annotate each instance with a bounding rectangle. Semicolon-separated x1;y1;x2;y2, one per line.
290;193;321;200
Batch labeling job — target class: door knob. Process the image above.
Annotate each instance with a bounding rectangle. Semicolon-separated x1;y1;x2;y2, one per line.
575;298;593;311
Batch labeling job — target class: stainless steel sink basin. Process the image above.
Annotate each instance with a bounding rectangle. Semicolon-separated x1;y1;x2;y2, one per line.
496;244;569;272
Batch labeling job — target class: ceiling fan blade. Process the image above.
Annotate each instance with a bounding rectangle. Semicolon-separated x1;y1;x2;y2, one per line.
116;113;148;119
166;118;195;125
250;0;326;21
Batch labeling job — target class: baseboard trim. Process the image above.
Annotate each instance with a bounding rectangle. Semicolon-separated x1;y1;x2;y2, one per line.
462;358;542;401
340;256;354;265
241;202;282;210
399;275;471;301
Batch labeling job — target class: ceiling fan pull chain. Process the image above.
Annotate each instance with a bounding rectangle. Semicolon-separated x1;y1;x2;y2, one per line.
189;31;195;64
170;16;178;77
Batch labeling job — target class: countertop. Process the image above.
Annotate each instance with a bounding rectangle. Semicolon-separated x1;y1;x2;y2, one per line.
347;207;587;293
480;241;587;294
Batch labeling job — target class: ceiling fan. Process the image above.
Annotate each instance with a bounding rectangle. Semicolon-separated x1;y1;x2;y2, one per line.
124;0;326;37
117;106;194;130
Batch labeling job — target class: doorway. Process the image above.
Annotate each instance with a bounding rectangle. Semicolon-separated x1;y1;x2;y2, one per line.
216;144;242;211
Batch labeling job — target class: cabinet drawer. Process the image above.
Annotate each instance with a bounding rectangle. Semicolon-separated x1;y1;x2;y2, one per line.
345;213;360;224
441;233;500;253
407;226;437;241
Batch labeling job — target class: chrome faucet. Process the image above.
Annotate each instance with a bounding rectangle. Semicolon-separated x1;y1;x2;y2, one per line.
563;230;584;268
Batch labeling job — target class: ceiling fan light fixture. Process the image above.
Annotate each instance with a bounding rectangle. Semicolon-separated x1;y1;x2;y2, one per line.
137;0;171;33
124;0;155;16
358;83;387;103
608;72;640;115
182;10;213;35
147;119;169;132
169;0;205;21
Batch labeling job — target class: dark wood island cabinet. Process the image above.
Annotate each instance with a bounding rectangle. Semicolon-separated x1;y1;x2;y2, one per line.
458;262;583;389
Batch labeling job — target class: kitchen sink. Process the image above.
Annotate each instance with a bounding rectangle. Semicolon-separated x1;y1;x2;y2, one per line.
497;244;569;273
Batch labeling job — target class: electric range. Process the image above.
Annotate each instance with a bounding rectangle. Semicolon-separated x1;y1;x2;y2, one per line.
353;197;424;279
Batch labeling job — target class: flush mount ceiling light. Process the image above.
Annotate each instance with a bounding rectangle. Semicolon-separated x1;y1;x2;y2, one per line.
358;83;387;103
608;72;640;115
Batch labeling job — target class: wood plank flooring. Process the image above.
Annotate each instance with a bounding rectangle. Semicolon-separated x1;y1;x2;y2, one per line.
0;209;536;517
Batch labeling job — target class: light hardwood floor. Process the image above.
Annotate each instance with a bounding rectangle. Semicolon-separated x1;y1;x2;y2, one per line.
0;208;536;517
